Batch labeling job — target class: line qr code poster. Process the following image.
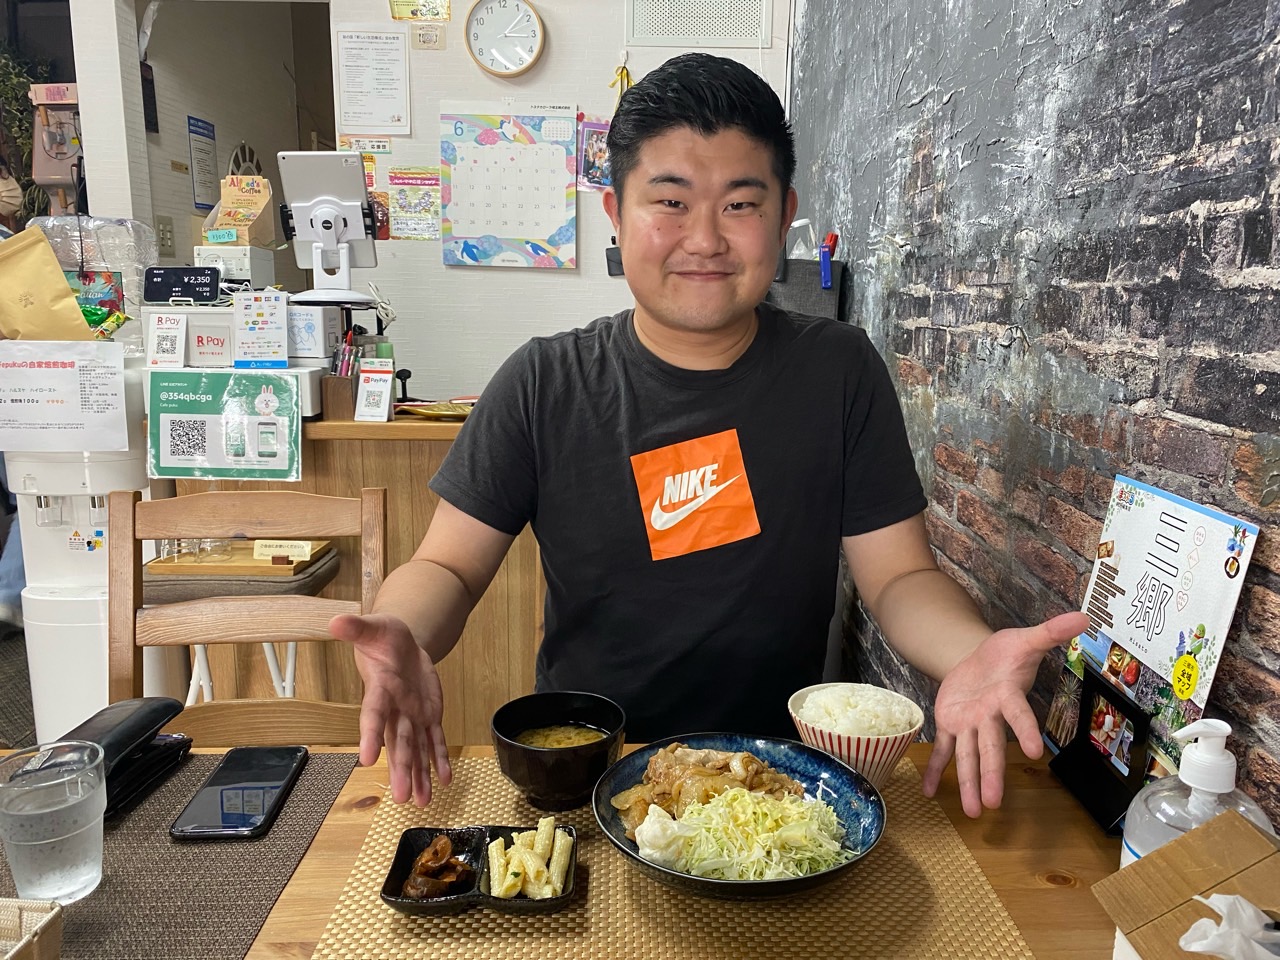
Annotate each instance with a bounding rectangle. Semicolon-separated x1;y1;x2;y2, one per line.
148;371;300;480
440;102;577;269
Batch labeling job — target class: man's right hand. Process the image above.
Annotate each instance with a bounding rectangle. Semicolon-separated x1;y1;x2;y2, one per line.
329;613;453;806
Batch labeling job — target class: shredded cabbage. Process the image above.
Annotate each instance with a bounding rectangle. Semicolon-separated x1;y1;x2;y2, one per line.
637;787;856;881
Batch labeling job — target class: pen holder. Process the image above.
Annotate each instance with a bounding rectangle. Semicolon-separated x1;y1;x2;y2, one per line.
321;375;356;421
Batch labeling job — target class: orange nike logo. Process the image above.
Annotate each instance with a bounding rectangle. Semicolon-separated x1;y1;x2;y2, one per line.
630;429;759;561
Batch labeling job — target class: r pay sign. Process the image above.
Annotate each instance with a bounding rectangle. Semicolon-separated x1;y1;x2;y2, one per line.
147;313;187;368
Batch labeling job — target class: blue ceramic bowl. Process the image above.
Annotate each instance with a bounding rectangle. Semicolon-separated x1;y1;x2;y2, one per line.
592;732;885;899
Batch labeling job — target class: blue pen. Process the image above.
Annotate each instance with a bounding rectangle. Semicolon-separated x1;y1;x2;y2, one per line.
819;244;832;289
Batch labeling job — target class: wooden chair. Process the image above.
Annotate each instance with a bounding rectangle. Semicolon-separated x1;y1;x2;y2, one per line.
108;488;386;746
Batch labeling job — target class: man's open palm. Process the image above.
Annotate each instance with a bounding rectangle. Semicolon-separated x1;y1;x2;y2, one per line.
330;613;452;806
923;611;1089;817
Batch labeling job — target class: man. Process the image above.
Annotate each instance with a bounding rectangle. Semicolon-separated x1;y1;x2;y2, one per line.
331;53;1087;818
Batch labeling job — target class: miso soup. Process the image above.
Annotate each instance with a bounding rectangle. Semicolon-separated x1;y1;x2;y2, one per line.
515;723;607;748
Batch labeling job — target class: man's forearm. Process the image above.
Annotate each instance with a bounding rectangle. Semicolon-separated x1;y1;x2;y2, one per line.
371;558;478;663
868;569;994;681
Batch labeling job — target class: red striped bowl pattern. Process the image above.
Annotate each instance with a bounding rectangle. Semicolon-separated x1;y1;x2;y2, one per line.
787;684;924;790
790;715;920;790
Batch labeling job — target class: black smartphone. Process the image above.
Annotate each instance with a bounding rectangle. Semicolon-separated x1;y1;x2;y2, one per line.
169;745;308;841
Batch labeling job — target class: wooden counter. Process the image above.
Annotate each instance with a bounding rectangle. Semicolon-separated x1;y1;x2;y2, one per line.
303;418;465;441
177;416;543;747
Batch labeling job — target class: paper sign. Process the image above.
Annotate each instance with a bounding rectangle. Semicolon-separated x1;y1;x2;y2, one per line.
337;135;392;154
387;166;440;240
354;357;395;421
411;23;446;49
389;0;449;19
232;291;288;369
148;370;300;480
187;116;218;211
29;83;76;105
336;28;410;135
252;540;313;560
147;313;187;368
206;228;238;244
0;340;128;452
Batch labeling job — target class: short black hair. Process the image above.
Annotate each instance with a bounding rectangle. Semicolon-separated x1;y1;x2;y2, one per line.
607;53;795;204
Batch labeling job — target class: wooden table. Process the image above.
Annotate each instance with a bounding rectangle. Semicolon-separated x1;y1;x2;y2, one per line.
245;743;1120;959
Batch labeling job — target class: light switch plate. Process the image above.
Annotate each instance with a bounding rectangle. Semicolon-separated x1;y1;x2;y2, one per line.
155;215;175;257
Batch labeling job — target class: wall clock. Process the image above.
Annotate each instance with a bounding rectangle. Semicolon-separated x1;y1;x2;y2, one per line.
465;0;545;77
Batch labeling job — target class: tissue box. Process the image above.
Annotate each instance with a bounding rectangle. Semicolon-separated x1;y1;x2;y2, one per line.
1092;809;1280;960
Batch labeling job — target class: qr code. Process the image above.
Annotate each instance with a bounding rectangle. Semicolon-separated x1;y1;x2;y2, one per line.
363;390;385;410
168;418;207;457
155;334;178;355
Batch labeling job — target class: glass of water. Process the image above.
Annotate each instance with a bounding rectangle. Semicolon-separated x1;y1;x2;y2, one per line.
194;538;234;563
0;741;107;904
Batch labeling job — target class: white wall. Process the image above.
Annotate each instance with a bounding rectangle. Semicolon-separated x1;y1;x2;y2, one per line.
140;0;306;288
330;0;792;397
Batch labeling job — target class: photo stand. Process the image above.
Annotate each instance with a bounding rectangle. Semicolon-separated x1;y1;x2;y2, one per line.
278;151;379;320
1049;662;1152;835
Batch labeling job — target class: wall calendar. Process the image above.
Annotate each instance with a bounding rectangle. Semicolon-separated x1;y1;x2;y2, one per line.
440;102;577;269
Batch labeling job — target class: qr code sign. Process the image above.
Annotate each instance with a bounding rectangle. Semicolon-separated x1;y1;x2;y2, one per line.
363;390;385;410
167;418;207;458
155;334;179;355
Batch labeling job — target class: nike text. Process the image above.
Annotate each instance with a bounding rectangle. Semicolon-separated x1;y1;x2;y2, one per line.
663;463;720;506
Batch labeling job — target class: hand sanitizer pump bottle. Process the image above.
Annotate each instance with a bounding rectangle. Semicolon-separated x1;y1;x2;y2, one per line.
1120;719;1274;868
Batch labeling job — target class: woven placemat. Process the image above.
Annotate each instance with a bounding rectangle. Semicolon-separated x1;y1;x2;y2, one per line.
314;756;1032;959
0;752;356;960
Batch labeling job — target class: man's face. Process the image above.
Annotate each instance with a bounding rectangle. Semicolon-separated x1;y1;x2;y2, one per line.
603;127;798;338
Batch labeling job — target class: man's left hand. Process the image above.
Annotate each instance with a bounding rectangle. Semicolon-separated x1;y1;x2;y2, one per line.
921;610;1089;818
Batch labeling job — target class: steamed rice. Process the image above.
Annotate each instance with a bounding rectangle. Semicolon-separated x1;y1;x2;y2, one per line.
798;684;920;737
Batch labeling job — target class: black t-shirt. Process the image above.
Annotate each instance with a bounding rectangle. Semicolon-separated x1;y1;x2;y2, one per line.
430;304;926;741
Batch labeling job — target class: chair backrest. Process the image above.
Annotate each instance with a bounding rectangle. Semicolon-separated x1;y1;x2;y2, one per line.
108;488;386;746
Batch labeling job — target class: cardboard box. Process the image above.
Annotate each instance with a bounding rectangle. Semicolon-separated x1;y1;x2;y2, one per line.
1092;810;1280;960
199;175;276;247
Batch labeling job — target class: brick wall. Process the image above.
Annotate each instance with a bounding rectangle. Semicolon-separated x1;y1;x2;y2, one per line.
792;0;1279;820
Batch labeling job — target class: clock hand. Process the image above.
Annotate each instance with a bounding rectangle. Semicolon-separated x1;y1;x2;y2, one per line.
503;11;524;33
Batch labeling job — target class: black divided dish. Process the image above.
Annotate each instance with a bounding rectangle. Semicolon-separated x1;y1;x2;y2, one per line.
380;824;578;917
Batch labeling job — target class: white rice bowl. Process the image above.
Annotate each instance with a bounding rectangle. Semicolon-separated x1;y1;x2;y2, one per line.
795;683;923;738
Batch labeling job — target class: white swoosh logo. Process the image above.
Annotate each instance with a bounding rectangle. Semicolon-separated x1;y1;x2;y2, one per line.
650;474;741;531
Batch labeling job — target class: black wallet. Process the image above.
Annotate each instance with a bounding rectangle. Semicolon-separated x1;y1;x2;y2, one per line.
62;697;192;819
